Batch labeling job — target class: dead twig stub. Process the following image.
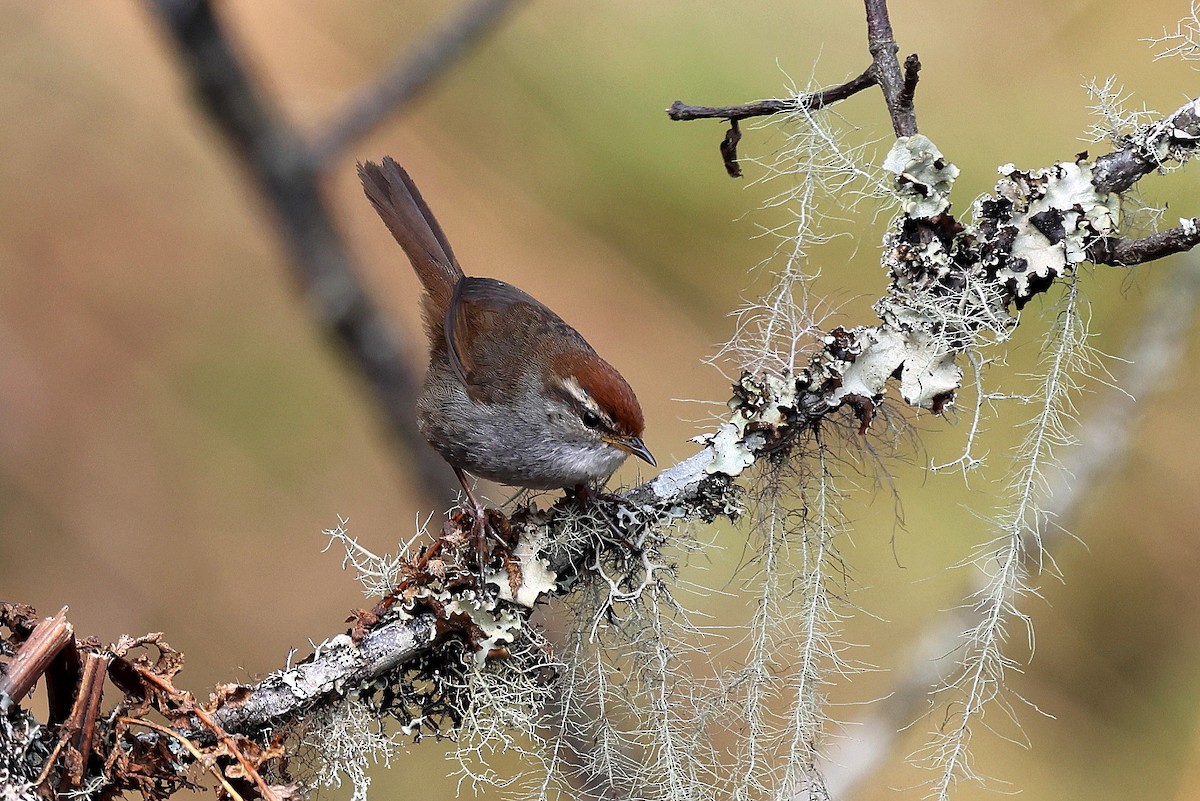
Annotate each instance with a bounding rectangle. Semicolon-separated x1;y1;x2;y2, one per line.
0;606;73;713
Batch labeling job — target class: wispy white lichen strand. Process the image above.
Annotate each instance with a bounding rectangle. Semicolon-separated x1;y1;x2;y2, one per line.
929;273;1091;799
646;596;706;801
305;698;404;801
520;504;713;801
714;99;873;801
719;94;885;378
722;456;847;801
1082;76;1157;146
324;515;426;598
1145;1;1200;62
731;490;784;801
777;443;841;801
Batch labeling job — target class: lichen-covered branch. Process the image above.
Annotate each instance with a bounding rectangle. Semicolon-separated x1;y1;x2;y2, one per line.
197;614;438;742
192;92;1200;777
764;96;1200;431
1092;97;1200;193
667;71;879;178
12;2;1200;797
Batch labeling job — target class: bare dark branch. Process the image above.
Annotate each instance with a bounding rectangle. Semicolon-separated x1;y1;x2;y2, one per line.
1089;219;1200;266
668;0;918;173
720;119;744;177
668;68;877;174
863;0;918;136
667;97;790;122
312;0;521;165
55;653;109;792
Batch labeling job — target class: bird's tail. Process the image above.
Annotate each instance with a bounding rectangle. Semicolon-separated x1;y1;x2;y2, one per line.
358;157;464;310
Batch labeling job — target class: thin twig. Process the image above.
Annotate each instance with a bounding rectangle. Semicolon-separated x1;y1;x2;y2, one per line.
120;717;248;801
667;97;791;122
668;68;878;177
312;0;521;164
667;68;877;122
720;119;744;177
896;53;921;118
60;653;109;791
667;0;919;174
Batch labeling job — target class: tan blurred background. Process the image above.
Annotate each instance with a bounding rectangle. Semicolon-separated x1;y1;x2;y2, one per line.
4;1;1200;799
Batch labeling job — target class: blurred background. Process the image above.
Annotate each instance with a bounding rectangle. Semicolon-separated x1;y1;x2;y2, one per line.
3;1;1200;799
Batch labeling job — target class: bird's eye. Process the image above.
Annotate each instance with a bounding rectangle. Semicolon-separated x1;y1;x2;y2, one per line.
581;410;602;429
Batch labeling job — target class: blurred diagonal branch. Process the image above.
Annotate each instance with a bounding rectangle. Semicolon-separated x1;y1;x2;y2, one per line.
311;0;521;165
147;0;520;503
821;254;1200;799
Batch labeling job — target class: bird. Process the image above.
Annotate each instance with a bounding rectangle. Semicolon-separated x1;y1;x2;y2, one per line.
358;157;655;540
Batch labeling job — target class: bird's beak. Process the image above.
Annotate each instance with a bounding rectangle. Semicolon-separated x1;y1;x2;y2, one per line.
608;435;656;467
